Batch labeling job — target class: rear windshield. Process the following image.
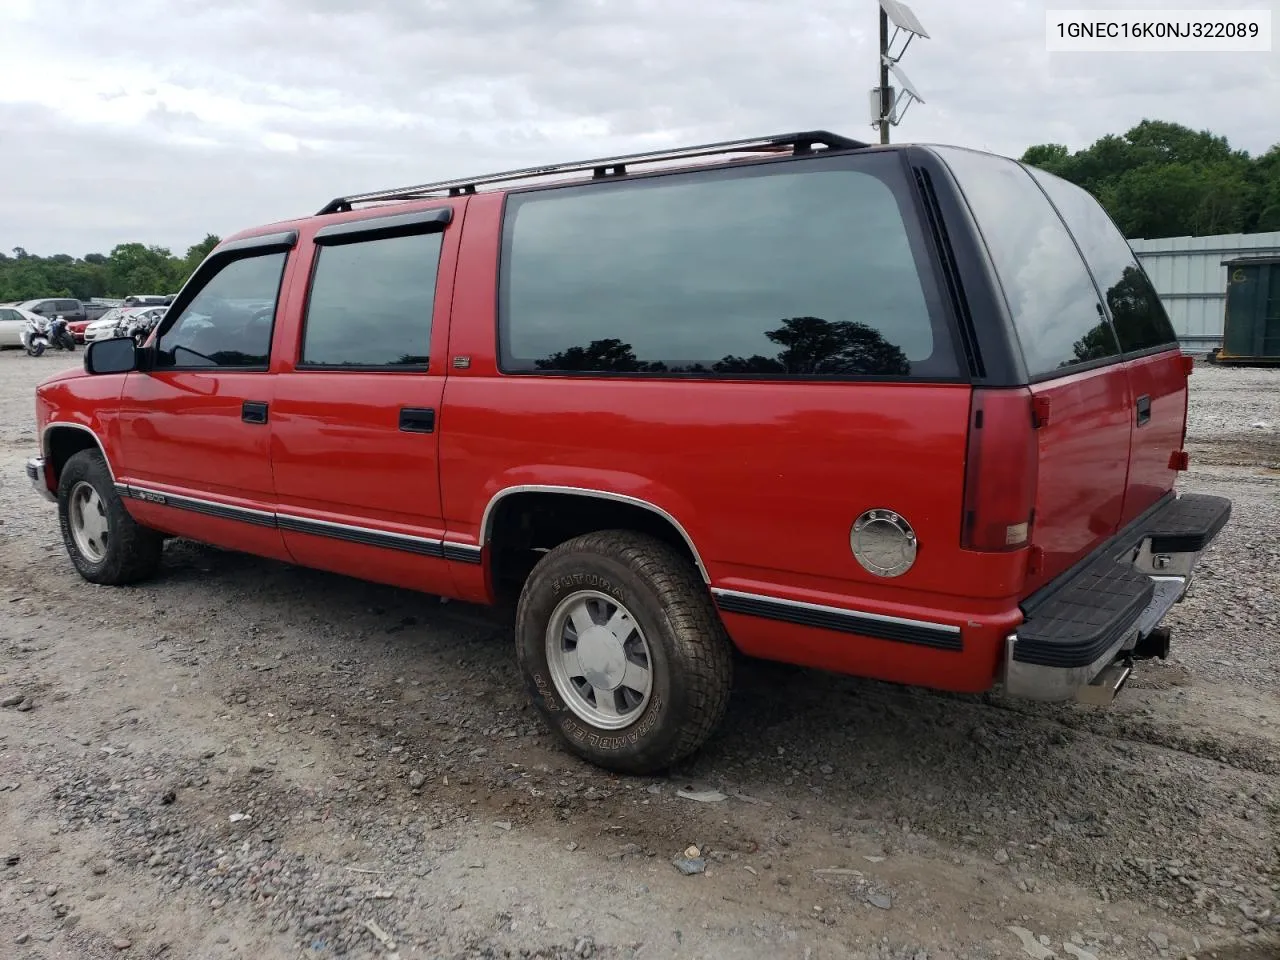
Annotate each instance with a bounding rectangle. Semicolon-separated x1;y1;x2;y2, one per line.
1028;168;1178;355
934;146;1122;379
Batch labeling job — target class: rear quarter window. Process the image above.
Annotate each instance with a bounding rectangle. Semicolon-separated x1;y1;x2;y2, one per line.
498;152;958;379
933;146;1121;379
1027;168;1178;355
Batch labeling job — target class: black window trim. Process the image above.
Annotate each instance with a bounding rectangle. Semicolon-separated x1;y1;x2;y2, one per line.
1117;340;1183;363
150;229;298;373
297;213;449;373
494;148;967;384
936;145;1127;383
1018;160;1126;375
1022;163;1180;360
313;206;452;247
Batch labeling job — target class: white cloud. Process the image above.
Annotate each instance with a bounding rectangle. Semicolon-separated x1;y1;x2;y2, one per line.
0;0;1276;254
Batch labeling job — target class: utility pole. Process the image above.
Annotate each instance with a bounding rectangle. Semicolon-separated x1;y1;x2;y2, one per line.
871;0;929;143
879;6;891;144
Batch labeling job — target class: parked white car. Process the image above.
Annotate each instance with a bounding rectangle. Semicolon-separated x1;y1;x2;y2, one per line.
83;306;163;344
0;305;45;349
82;311;124;344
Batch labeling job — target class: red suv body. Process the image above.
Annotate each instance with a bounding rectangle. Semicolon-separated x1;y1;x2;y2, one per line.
26;132;1230;773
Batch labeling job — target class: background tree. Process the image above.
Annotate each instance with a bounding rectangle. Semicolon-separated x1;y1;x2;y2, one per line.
0;235;220;303
1021;119;1276;238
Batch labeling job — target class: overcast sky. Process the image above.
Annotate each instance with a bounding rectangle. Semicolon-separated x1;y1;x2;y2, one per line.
2;0;1277;257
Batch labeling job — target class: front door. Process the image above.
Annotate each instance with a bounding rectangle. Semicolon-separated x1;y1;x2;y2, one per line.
115;240;295;561
268;203;462;595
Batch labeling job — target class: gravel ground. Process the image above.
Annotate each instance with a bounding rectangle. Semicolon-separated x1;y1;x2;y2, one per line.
1;350;1277;960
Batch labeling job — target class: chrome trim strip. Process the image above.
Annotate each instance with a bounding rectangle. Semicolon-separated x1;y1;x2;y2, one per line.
711;587;962;651
276;513;445;558
442;542;483;564
121;483;468;559
478;485;709;582
711;588;960;632
41;422;115;480
123;485;277;528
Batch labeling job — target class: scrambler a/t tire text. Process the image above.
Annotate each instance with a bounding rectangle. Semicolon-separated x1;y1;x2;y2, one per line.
515;530;733;774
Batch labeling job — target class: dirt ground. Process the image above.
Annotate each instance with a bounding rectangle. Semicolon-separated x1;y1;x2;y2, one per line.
1;350;1276;960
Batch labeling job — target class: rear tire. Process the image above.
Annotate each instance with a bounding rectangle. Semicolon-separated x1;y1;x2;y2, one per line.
515;530;733;774
57;449;163;585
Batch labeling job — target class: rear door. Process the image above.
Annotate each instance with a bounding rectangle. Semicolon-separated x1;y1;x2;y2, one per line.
934;147;1133;592
268;203;461;596
1027;168;1186;526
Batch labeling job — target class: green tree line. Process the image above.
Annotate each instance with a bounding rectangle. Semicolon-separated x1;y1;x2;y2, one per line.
1021;119;1280;239
4;119;1279;305
0;234;220;303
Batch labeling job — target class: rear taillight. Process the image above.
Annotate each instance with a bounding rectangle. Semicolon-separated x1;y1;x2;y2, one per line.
960;388;1038;552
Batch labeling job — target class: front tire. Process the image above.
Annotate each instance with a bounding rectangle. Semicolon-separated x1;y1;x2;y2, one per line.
57;449;163;585
515;530;733;774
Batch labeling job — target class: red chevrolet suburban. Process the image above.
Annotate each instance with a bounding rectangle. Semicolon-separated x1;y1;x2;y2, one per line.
27;132;1230;774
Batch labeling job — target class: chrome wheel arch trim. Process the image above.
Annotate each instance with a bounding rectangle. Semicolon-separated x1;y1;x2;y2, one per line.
478;484;710;583
41;421;116;481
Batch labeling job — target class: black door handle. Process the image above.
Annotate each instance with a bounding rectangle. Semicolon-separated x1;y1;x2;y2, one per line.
399;407;436;433
1135;395;1151;426
242;401;269;424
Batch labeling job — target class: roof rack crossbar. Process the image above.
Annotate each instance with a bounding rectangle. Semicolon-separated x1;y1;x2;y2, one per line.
316;130;866;215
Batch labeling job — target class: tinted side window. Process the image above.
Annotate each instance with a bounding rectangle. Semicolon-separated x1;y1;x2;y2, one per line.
499;153;955;378
155;252;287;369
301;231;442;368
56;300;79;312
935;147;1120;379
1028;168;1178;355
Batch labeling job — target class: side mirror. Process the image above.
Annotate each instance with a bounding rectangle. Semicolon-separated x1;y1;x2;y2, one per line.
85;336;140;375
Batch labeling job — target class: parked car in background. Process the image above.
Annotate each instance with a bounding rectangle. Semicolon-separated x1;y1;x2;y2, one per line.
66;319;92;343
122;295;169;308
16;298;88;324
0;304;45;349
81;311;123;344
83;306;166;345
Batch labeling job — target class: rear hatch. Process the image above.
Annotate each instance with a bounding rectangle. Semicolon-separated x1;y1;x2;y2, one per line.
1026;166;1188;532
934;148;1186;594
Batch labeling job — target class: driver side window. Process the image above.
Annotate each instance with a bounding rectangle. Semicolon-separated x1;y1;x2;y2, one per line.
155;251;288;369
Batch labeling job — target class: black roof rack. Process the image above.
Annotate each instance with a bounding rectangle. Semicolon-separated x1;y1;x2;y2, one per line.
316;130;867;215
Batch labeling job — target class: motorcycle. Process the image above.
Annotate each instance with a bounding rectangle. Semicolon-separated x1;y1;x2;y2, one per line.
47;315;77;351
19;315;50;357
